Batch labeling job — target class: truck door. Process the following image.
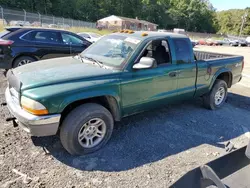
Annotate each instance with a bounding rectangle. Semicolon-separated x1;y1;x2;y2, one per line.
121;38;179;116
172;38;197;98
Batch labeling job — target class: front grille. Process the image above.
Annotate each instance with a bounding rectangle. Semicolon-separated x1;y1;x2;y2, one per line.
6;70;22;93
9;87;19;105
6;70;21;105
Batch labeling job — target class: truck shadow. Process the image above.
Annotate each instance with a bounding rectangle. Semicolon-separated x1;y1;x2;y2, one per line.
32;92;250;172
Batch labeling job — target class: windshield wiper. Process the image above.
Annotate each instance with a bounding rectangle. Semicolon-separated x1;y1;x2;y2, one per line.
78;54;84;63
80;55;103;68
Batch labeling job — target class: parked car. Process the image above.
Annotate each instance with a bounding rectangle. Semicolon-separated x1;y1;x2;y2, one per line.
9;20;30;26
4;31;243;155
246;36;250;46
198;39;207;45
57;24;70;29
223;38;239;46
215;40;224;46
41;23;49;28
206;39;214;46
238;39;247;47
77;32;101;43
48;24;58;28
31;22;41;27
191;40;197;47
158;29;168;32
0;27;92;69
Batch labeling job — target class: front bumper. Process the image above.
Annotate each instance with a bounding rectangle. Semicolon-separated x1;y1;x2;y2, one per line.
5;88;61;136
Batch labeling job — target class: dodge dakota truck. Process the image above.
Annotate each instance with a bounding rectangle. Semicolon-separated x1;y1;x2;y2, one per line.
4;31;244;155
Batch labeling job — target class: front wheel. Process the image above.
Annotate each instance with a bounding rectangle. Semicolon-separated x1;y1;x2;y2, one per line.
60;103;114;155
203;80;228;110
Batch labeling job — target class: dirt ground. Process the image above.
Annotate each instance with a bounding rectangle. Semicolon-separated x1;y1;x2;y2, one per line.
0;46;250;188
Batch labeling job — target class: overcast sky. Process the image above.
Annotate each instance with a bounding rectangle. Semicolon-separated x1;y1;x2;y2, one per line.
210;0;249;11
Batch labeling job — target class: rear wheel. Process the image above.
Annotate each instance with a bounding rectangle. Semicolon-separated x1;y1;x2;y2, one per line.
60;103;114;155
13;56;36;68
203;80;228;110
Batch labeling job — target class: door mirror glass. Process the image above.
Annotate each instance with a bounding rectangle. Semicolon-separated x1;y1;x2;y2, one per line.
133;57;157;69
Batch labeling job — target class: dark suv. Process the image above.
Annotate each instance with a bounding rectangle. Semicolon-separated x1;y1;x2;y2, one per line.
0;27;92;69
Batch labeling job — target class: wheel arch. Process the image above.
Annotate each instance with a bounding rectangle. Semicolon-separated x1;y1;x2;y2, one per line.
60;95;121;124
12;54;38;67
210;70;233;90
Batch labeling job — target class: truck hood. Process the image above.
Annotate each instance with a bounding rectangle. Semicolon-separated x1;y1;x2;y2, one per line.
12;56;119;91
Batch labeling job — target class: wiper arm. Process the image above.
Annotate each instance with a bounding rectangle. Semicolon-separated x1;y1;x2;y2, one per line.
81;55;103;68
78;54;84;63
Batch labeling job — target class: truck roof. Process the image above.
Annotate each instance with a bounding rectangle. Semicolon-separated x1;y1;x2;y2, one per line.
112;31;188;40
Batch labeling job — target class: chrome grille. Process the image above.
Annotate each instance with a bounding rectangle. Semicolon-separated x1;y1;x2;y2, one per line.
9;87;20;105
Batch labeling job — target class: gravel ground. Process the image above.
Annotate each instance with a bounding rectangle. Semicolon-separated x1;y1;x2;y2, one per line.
1;46;250;188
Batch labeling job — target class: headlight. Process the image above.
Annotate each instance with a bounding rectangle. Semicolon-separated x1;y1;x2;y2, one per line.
21;96;48;115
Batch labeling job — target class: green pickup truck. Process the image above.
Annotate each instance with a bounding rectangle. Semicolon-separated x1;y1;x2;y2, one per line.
5;31;244;155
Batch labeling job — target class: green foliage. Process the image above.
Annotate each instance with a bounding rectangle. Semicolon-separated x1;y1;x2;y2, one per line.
217;8;250;35
3;0;248;34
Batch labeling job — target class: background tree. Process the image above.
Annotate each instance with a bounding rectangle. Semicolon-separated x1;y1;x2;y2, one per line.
0;0;249;35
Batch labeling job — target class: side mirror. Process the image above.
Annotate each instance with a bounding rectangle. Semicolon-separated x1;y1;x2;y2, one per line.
133;57;157;69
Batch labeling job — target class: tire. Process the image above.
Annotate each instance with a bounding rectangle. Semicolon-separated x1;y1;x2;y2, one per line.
13;56;36;68
229;43;233;46
203;80;228;110
60;103;114;155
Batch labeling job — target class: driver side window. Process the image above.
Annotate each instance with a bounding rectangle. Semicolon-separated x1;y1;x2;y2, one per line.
141;39;171;66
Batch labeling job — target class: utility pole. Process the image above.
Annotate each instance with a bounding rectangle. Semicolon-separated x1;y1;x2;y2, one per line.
23;9;27;22
0;6;4;26
239;12;248;37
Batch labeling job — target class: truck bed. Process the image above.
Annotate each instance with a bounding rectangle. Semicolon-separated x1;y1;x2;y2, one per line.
194;51;234;61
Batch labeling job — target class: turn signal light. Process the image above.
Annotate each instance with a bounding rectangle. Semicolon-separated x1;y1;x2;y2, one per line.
22;105;49;115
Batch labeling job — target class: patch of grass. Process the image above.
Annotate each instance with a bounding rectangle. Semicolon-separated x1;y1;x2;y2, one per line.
68;27;112;35
0;24;4;32
211;37;224;40
0;25;112;36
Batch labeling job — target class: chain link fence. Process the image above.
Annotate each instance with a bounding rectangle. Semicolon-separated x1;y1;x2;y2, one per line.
0;6;96;29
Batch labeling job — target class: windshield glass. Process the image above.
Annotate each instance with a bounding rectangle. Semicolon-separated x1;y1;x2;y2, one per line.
81;35;141;68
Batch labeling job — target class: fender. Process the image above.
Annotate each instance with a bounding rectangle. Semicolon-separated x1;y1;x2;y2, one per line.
209;68;232;90
58;89;122;120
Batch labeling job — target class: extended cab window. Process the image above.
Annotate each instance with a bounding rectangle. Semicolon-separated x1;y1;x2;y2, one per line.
141;39;171;66
173;39;191;64
22;31;61;43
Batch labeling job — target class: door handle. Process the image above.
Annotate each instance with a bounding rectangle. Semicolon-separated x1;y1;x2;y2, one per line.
169;71;177;77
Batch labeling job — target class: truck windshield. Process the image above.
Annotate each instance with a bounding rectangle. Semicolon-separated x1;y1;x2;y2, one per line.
80;35;141;68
